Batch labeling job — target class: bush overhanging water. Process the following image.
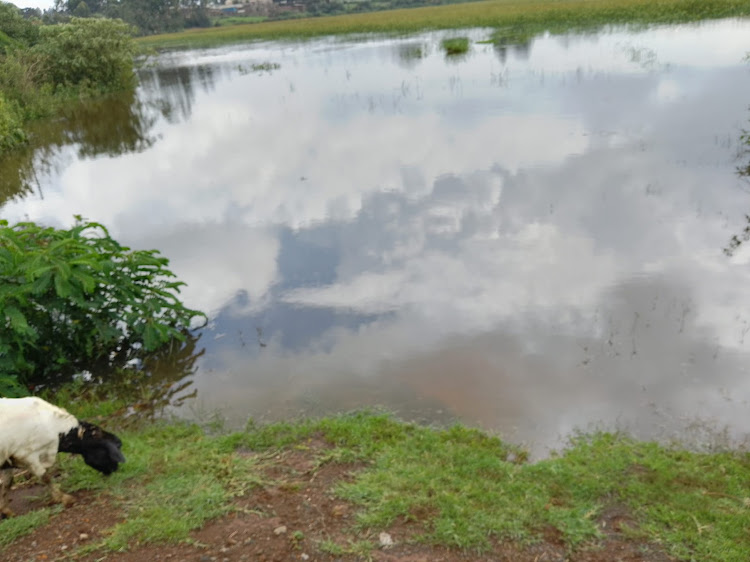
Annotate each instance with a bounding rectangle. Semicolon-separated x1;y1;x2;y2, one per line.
0;218;205;396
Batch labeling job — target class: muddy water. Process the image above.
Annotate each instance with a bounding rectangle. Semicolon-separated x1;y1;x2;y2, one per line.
2;20;750;456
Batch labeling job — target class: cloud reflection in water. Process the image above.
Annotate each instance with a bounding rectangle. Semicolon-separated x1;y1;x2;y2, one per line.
2;21;750;455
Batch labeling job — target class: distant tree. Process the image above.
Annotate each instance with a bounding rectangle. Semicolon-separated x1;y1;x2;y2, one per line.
41;9;71;24
0;1;40;46
20;7;42;19
104;0;184;35
73;0;90;17
54;0;104;15
183;3;211;29
50;0;214;34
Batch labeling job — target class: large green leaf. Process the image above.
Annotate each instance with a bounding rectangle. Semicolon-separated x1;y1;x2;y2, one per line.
4;305;31;334
0;373;27;397
0;217;205;387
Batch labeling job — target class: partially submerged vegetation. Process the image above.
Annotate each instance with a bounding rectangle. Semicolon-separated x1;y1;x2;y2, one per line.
0;218;204;396
139;0;750;49
1;396;748;560
0;8;138;154
441;36;470;55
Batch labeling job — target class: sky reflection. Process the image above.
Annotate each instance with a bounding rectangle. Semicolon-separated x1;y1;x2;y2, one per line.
3;20;750;455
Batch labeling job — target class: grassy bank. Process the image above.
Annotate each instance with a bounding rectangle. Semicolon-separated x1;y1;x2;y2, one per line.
1;393;748;560
138;0;750;49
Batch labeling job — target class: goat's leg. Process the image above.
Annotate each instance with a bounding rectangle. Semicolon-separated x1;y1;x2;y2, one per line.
41;472;75;507
0;468;14;518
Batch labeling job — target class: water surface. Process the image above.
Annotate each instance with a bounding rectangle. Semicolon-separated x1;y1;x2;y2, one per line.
3;21;750;455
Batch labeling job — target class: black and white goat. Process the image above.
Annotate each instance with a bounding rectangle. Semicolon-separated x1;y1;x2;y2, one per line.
0;396;125;518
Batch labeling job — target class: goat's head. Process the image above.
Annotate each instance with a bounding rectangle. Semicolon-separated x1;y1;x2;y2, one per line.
58;421;126;475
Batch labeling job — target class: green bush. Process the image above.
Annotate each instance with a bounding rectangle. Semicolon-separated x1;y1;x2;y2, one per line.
0;17;139;157
0;218;205;396
0;2;39;48
0;50;56;120
34;17;137;92
0;91;25;151
0;29;13;53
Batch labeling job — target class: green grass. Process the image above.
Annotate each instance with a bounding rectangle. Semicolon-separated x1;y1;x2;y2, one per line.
318;537;376;557
0;417;264;554
223;411;750;559
138;0;750;49
1;406;749;560
334;426;750;559
233;412;750;559
213;15;269;27
0;507;59;547
79;423;263;549
441;36;470;54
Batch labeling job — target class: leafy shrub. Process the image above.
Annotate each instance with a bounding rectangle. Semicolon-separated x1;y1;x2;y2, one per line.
0;29;13;52
0;218;205;396
34;17;137;92
0;1;39;48
0;91;25;150
0;49;54;121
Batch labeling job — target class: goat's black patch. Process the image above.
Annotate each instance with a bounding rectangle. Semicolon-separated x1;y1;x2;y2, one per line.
58;421;125;476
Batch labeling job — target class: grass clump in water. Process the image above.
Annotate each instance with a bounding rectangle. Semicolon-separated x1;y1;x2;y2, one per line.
441;36;470;55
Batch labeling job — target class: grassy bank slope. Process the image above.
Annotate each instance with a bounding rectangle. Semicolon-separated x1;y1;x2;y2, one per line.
139;0;750;49
1;397;748;560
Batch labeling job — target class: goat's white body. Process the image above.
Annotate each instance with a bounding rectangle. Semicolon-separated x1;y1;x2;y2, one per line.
0;397;78;477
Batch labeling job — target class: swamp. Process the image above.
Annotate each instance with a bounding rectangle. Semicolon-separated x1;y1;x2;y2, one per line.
1;6;750;560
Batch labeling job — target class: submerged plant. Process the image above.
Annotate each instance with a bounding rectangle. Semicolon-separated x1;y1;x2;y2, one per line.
0;217;205;395
238;61;281;75
441;36;469;56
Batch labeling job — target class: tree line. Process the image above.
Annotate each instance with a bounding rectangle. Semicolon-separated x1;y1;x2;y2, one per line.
17;0;211;35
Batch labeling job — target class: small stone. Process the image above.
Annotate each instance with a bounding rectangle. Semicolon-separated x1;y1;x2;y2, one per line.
301;554;310;560
60;545;68;551
378;532;394;548
273;525;287;535
79;533;89;541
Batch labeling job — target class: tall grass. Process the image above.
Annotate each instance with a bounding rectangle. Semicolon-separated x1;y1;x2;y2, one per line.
139;0;750;49
441;36;470;54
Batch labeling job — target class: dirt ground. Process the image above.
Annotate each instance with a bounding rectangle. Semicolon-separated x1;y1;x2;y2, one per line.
2;441;675;562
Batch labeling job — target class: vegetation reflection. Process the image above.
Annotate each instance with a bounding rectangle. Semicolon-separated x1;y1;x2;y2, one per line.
724;114;750;256
0;88;159;204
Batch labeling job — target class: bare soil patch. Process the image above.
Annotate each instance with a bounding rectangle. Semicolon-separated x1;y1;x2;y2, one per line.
1;441;675;561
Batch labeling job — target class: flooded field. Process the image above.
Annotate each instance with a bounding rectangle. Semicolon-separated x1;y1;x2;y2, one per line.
2;19;750;456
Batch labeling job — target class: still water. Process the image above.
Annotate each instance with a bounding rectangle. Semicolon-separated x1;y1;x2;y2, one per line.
3;20;750;456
